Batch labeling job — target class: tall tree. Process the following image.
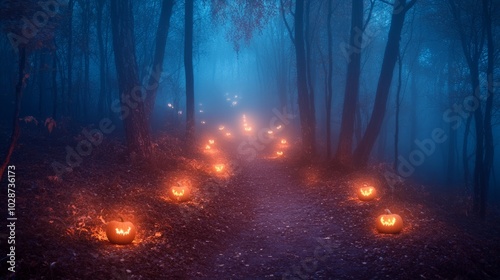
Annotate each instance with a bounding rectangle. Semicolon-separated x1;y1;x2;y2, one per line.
184;0;195;145
110;0;152;158
96;0;107;115
66;0;74;117
144;0;176;120
281;0;315;157
353;0;417;166
480;0;494;217
325;0;334;159
336;0;364;165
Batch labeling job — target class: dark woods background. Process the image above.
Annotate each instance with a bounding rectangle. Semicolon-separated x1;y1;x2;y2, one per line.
0;0;499;217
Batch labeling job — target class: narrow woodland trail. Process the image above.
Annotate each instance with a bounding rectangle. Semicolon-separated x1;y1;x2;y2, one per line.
199;157;346;279
9;127;500;279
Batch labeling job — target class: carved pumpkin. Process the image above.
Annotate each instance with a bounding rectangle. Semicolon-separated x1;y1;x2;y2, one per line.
106;217;137;245
214;164;225;172
376;209;403;234
169;183;191;202
357;184;376;201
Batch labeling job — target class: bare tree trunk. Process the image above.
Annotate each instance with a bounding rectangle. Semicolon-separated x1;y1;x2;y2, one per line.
0;48;27;182
52;49;58;119
184;0;195;146
66;0;74;117
463;115;472;192
394;53;402;171
305;0;316;154
144;0;175;120
82;0;90;119
325;0;333;159
336;0;363;165
480;0;494;217
97;0;107;116
110;0;152;158
353;0;416;166
295;0;313;157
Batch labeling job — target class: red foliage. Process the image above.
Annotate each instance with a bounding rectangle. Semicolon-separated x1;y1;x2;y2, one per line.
209;0;277;52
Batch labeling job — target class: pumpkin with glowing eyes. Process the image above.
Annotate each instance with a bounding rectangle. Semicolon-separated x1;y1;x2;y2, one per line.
106;218;137;245
169;183;191;202
357;184;376;201
376;209;403;234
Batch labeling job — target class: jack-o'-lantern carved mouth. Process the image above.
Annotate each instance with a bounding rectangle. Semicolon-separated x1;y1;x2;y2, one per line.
379;217;396;226
115;227;132;235
172;189;185;197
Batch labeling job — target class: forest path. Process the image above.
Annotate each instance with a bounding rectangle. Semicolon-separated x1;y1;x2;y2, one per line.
198;157;347;279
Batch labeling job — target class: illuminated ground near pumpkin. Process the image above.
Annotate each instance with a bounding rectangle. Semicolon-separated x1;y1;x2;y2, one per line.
6;114;500;279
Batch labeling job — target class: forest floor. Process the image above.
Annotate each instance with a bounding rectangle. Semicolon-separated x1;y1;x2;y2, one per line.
1;122;500;279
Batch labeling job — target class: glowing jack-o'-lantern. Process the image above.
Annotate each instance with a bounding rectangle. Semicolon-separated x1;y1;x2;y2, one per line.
208;139;215;145
276;151;283;156
281;139;287;144
357;184;376;201
106;217;137;245
214;164;225;172
376;209;403;234
169;182;191;202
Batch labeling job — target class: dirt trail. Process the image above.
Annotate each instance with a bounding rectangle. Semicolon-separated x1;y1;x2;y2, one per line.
201;158;343;279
